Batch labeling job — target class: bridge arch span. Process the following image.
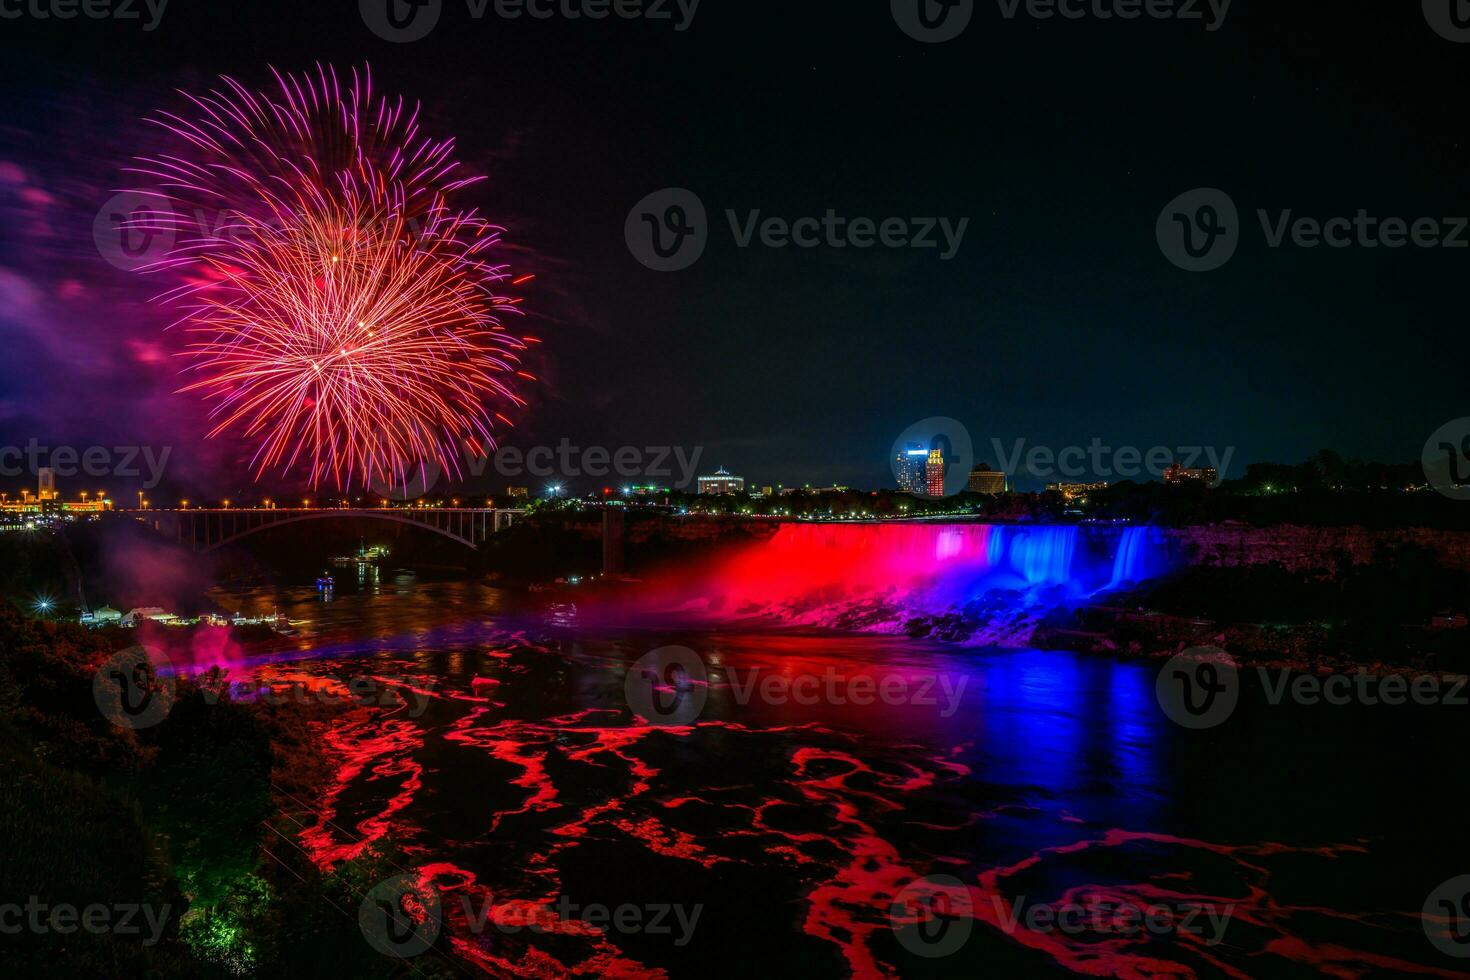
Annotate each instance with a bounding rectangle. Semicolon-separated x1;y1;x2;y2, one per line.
126;508;525;553
204;511;479;552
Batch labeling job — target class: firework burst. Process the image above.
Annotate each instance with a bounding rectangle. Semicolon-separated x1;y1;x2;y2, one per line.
123;64;537;490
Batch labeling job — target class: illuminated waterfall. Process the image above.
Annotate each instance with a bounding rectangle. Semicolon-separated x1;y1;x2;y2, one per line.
672;523;1166;611
615;522;1172;644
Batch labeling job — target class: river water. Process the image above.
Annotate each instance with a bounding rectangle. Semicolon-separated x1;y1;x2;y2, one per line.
201;574;1470;978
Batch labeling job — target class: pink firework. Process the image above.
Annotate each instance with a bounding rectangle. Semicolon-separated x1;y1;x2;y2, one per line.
124;64;536;491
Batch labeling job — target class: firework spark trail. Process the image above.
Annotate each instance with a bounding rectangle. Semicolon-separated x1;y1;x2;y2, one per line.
122;64;537;490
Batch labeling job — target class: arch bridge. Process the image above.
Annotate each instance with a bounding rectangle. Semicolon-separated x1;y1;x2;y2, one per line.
124;507;527;553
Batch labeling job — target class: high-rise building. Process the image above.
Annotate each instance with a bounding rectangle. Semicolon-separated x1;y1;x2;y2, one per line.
697;467;745;495
895;443;929;493
925;449;946;497
1163;464;1219;487
38;468;56;500
968;464;1008;495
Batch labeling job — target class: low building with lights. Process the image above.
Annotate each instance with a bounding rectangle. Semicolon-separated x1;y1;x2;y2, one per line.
1164;464;1220;486
697;468;746;495
2;470;113;518
122;607;178;627
1046;481;1109;503
80;606;123;626
968;465;1008;494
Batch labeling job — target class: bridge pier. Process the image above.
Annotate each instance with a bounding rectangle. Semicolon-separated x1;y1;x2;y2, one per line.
603;509;625;575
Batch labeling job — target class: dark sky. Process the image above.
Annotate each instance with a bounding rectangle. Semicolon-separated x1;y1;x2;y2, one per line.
0;0;1463;496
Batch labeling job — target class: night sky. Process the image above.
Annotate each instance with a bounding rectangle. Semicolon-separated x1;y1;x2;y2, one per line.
0;0;1462;496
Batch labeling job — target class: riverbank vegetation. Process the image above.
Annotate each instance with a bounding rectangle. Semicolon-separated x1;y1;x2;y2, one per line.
0;605;450;977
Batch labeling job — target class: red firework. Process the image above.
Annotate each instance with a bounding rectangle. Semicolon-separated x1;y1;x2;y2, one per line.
124;64;536;490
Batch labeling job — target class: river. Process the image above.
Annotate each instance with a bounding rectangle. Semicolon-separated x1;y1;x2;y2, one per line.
198;572;1469;978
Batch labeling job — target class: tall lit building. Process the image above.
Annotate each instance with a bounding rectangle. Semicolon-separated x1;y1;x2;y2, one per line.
925;449;946;497
968;464;1008;494
38;467;56;500
895;443;929;493
697;467;745;495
